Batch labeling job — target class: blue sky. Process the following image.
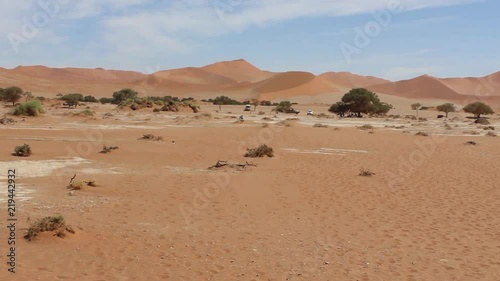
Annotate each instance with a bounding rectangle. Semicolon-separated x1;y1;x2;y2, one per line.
0;0;498;81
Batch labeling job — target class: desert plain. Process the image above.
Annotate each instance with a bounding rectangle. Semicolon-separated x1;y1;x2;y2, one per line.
0;61;500;281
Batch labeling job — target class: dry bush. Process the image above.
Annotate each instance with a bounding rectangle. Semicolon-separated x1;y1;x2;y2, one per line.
24;215;75;241
359;168;375;177
486;131;497;137
475;118;490;125
1;116;16;125
316;113;331;119
277;120;293;127
100;145;119;153
313;123;328;128
14;144;31;157
195;113;212;119
258;111;266;115
463;130;480;135
262;117;273;121
244;144;274;158
415;131;429;136
262;123;269;128
139;134;164;141
358;124;374;130
465;141;478;146
483;126;495;130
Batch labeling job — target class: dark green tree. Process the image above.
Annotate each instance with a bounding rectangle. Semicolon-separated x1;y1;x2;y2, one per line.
328;102;350;117
112;89;138;104
463;102;494;119
3;86;23;105
436;103;456;118
340;88;388;117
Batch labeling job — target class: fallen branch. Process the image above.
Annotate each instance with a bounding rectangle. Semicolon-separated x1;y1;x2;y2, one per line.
208;160;257;170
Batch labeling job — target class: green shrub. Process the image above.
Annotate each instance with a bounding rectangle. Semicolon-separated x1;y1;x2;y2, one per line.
11;100;44;116
244;144;274;158
80;109;94;116
14;144;31;157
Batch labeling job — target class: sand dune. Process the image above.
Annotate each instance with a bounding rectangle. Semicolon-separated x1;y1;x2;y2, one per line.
201;59;274;82
0;60;499;105
367;75;466;101
319;72;390;89
254;74;337;101
439;72;500;97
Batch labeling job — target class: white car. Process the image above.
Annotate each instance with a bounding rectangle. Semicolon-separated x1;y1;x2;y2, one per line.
307;110;314;116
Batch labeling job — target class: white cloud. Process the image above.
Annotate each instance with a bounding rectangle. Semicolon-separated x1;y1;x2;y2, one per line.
0;0;483;71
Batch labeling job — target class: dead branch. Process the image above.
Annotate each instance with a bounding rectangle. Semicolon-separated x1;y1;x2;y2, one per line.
208;160;257;170
69;174;76;185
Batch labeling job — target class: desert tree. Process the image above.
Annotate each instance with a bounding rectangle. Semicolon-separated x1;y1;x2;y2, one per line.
411;103;422;117
463;101;494;119
332;88;391;117
436;103;456;118
328;101;350;117
60;93;83;108
250;98;260;111
274;101;293;113
35;96;46;104
3;86;23;105
22;91;33;102
112;88;138;104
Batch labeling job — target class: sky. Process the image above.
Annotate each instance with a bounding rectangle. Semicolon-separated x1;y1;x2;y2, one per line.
0;0;498;81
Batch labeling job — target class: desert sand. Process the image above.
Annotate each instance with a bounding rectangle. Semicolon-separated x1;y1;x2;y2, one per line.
1;96;500;280
1;59;500;280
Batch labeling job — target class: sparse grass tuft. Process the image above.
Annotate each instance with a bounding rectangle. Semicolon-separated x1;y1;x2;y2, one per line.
313;123;328;128
463;130;480;135
358;124;374;130
486;131;497;137
11;100;44;116
80;109;94;116
244;144;274;158
24;215;74;241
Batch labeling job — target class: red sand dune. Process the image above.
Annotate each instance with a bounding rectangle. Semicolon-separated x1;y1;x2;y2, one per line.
439;72;500;97
0;60;499;104
201;59;274;82
367;75;465;101
254;74;338;101
319;72;390;89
